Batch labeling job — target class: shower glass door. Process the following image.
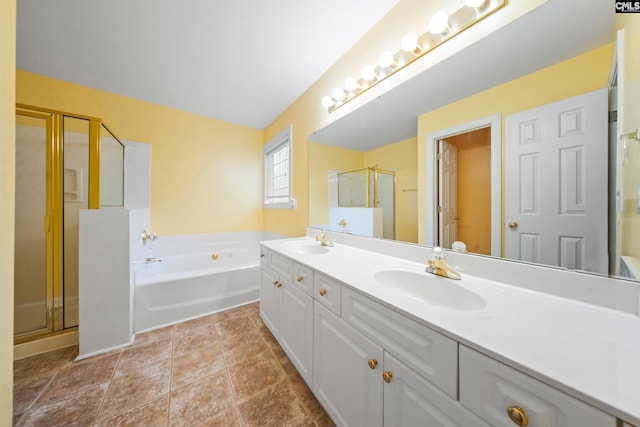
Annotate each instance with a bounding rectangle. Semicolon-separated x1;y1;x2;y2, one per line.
14;113;50;336
63;116;90;328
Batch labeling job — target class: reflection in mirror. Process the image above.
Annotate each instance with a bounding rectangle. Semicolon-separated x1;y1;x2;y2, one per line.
308;1;639;282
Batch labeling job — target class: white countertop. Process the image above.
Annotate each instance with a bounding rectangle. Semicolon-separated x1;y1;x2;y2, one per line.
260;236;640;425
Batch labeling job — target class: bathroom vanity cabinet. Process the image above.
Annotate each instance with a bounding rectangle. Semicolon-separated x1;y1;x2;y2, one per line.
259;240;632;427
260;249;314;386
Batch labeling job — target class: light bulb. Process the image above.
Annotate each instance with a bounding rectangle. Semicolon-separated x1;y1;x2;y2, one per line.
401;32;421;54
429;11;450;35
322;96;335;109
332;87;346;101
361;65;376;82
378;51;396;69
345;77;359;92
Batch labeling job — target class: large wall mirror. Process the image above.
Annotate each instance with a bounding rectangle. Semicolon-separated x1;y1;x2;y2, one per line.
308;0;640;282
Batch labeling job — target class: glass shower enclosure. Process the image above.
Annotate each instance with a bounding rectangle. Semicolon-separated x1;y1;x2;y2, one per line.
337;166;395;240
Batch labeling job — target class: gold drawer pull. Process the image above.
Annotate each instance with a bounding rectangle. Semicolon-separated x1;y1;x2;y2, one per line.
368;359;377;369
275;282;282;288
507;406;528;426
297;276;303;282
260;253;265;258
211;253;219;260
319;288;327;296
382;371;393;383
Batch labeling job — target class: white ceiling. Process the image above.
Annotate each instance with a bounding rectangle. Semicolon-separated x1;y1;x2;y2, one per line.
16;0;399;129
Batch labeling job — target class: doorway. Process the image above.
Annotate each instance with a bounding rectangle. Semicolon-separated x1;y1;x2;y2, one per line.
426;114;502;256
437;128;492;254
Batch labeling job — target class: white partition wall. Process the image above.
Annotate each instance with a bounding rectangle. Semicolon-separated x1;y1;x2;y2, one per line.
78;209;132;358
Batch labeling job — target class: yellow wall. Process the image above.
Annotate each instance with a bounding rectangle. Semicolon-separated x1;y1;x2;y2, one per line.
308;137;418;242
1;0;16;422
617;15;640;258
417;44;614;245
16;71;265;236
364;137;418;243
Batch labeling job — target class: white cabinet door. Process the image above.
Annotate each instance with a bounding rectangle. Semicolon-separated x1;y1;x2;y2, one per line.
279;283;314;387
314;302;383;427
383;352;490;427
259;265;279;336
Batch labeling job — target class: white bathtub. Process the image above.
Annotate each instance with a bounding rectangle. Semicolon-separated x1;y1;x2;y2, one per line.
133;235;269;332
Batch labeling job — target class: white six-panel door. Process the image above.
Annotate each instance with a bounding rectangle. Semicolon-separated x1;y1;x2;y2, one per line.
505;88;608;274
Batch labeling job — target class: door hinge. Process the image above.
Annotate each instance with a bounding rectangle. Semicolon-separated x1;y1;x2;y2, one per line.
609;110;617;123
437;206;442;213
436;152;442;160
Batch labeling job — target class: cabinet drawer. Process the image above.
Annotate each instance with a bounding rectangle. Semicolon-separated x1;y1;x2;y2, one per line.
314;272;341;316
270;251;293;283
459;345;616;427
292;262;314;295
342;287;457;399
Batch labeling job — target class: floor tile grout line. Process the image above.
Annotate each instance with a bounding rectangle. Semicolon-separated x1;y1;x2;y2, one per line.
92;348;124;425
220;314;246;426
166;329;175;426
15;346;78;423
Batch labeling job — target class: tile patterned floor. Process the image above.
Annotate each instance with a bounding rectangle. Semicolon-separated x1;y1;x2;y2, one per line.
13;302;335;427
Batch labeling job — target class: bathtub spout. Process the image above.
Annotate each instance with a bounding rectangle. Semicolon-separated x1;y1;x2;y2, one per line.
144;257;162;264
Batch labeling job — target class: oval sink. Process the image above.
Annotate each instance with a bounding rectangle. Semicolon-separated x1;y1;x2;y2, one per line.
374;269;487;311
283;241;330;255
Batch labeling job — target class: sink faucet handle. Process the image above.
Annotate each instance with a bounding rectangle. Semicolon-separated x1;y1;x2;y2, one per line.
432;246;445;260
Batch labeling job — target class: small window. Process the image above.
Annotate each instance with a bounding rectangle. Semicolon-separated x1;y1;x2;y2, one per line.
264;125;294;209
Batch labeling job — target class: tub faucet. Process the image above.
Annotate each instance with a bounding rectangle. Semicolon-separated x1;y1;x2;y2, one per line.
315;230;334;247
141;230;158;245
144;257;162;264
426;247;461;280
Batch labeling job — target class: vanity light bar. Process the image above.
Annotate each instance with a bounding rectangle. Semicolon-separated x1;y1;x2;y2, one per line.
322;0;507;113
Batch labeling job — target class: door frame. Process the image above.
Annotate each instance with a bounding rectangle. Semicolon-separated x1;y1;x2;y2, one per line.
426;113;501;256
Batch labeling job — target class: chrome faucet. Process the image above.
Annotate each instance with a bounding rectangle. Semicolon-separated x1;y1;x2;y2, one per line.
315;230;334;247
426;247;461;280
141;230;158;245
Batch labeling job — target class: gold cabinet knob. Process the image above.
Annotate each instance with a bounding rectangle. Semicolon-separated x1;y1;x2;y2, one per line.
368;359;378;369
297;276;303;282
275;282;282;288
211;253;219;260
273;280;278;286
319;288;327;296
507;406;528;426
508;221;518;229
260;253;265;258
382;371;393;383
